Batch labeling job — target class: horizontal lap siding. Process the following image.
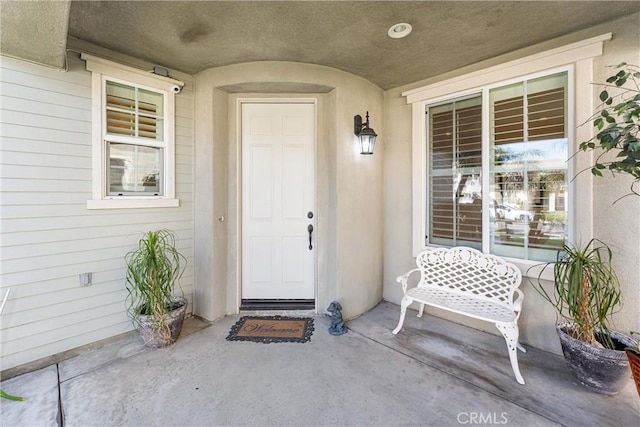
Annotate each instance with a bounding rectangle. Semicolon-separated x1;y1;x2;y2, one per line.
0;55;194;371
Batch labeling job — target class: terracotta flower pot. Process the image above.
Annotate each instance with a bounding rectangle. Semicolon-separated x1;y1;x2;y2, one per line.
626;349;640;398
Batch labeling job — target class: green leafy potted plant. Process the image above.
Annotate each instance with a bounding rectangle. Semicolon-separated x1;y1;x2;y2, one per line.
125;229;187;348
531;239;637;395
579;63;640;201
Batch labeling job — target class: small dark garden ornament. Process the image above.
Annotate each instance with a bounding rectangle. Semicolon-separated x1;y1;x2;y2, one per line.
327;301;347;336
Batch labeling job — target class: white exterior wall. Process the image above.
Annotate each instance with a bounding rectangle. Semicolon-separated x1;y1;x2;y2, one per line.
0;53;194;371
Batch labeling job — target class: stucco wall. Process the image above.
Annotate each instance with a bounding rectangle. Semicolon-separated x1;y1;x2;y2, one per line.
382;14;640;354
194;62;384;321
591;13;640;342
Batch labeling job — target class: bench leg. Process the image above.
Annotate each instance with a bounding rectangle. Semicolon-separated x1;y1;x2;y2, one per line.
417;303;425;318
392;296;412;334
495;322;525;385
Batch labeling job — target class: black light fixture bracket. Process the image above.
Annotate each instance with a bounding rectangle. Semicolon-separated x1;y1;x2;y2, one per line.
354;114;365;135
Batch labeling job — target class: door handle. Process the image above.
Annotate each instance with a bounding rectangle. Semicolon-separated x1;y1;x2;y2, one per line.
307;224;314;250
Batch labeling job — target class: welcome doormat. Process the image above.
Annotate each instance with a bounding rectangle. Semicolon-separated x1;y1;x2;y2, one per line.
226;316;314;343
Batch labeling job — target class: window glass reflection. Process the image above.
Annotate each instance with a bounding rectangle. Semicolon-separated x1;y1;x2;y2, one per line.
108;143;163;195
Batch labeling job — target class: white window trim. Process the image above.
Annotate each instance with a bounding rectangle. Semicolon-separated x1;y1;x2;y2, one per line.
403;33;610;275
82;53;184;209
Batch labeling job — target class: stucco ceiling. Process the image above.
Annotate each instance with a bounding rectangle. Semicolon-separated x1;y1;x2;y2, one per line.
0;0;71;69
3;1;640;90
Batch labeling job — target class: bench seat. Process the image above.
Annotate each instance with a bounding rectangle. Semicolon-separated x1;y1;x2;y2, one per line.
404;287;518;323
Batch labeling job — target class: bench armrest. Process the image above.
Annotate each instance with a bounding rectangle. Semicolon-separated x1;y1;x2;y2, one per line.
513;288;524;316
396;268;420;294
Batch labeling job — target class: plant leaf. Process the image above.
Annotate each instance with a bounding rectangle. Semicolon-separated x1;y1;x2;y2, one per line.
593;117;603;130
1;389;24;401
599;90;609;102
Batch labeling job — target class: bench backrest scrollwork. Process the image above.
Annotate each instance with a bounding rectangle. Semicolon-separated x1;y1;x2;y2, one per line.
416;246;522;306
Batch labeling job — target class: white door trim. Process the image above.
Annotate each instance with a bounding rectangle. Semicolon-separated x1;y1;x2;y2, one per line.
235;97;318;311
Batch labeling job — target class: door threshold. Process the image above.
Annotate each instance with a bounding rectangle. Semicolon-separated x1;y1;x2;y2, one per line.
240;299;315;311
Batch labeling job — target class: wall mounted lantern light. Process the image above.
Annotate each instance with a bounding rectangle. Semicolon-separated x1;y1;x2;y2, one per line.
354;111;378;155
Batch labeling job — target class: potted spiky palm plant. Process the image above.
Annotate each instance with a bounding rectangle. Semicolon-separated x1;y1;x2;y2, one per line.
125;229;187;348
531;239;637;395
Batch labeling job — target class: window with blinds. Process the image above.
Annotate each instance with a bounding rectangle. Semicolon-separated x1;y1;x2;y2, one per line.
493;84;565;147
105;81;163;140
428;95;482;249
83;53;182;208
425;71;569;262
489;72;568;261
104;80;165;196
106;95;158;138
528;87;565;141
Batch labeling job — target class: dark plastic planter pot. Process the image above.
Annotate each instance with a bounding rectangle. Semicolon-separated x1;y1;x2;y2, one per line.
556;322;636;395
138;297;187;348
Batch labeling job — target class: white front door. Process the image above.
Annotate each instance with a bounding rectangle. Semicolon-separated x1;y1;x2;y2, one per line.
241;103;315;300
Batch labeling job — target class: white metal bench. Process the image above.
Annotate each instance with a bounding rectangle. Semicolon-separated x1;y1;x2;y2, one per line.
392;246;526;384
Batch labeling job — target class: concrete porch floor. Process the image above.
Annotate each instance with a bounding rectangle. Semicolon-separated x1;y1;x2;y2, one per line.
1;302;638;426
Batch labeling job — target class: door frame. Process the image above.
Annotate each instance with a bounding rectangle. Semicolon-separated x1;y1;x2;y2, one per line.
235;97;318;312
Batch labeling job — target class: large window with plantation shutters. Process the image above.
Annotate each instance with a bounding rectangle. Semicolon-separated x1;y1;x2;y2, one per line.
426;70;569;262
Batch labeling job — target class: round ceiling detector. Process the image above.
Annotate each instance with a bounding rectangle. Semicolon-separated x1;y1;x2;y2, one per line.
388;23;412;39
